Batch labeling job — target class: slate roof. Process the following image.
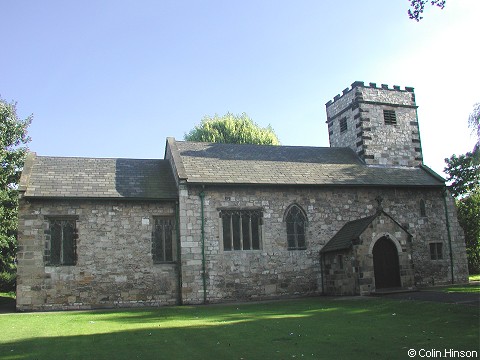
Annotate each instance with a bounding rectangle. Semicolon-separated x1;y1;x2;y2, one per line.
320;214;377;253
19;154;178;200
169;139;445;187
320;210;412;253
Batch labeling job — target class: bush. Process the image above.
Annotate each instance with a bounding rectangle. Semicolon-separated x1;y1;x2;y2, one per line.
0;271;16;292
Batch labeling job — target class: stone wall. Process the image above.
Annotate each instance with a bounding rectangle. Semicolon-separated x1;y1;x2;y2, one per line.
322;250;356;295
179;184;468;304
322;212;415;296
16;185;468;310
359;214;415;294
17;199;179;311
326;82;422;167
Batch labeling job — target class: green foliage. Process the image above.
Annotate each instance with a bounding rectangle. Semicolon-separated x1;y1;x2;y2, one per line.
444;103;480;274
0;271;16;292
408;0;446;21
184;112;280;145
445;150;480;274
0;98;32;278
0;290;15;299
444;149;479;199
456;191;480;274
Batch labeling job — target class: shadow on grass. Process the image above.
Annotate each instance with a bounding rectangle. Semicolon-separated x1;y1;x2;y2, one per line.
81;299;344;326
1;298;478;360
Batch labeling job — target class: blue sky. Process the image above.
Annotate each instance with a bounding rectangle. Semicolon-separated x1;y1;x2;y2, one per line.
1;0;478;175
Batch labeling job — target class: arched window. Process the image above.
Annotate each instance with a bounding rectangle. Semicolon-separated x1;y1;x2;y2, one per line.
285;204;307;250
419;199;427;217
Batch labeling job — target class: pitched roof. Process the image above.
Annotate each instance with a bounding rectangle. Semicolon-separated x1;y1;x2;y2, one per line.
19;154;177;200
169;139;445;187
320;210;412;253
320;215;377;253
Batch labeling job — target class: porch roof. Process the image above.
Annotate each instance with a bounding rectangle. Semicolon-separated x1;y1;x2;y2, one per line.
320;214;377;253
321;210;412;253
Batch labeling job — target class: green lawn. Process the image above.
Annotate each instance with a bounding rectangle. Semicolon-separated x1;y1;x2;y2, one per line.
0;292;15;299
429;279;480;294
470;274;480;282
444;284;480;293
0;297;478;360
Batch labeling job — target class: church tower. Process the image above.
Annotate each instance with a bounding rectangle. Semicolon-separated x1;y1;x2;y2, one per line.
325;81;423;167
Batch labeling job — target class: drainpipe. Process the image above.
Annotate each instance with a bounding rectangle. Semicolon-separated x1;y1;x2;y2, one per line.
320;252;325;294
175;201;183;305
199;190;207;304
442;188;455;284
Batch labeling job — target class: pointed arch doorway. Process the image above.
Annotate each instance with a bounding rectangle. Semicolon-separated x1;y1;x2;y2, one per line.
372;236;401;289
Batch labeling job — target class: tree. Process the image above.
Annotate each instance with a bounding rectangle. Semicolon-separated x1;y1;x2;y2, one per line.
456;192;480;274
444;151;479;198
0;98;32;290
468;103;480;151
408;0;446;21
444;103;480;274
184;112;280;145
445;149;480;273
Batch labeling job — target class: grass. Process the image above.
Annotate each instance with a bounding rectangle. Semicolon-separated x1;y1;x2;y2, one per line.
444;284;480;293
426;282;480;294
470;274;480;282
0;292;15;299
0;297;478;360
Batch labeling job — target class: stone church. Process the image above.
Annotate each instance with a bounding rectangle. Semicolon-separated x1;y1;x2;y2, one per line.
16;81;468;311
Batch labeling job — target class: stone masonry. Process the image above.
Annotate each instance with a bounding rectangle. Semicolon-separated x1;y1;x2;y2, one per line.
16;199;179;311
175;184;467;303
326;82;422;167
322;211;415;296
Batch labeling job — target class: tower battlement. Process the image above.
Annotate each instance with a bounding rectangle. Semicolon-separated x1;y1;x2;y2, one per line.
325;81;422;167
325;81;415;107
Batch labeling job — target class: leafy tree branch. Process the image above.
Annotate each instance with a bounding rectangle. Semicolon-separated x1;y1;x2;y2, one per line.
408;0;446;21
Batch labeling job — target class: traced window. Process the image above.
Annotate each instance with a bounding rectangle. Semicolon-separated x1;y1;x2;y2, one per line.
383;110;397;125
221;209;262;251
340;117;348;133
419;199;427;217
152;217;176;262
285;204;307;250
45;217;77;266
429;243;443;260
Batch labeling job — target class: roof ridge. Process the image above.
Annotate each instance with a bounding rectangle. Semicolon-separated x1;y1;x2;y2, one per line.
176;139;339;150
34;155;164;161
